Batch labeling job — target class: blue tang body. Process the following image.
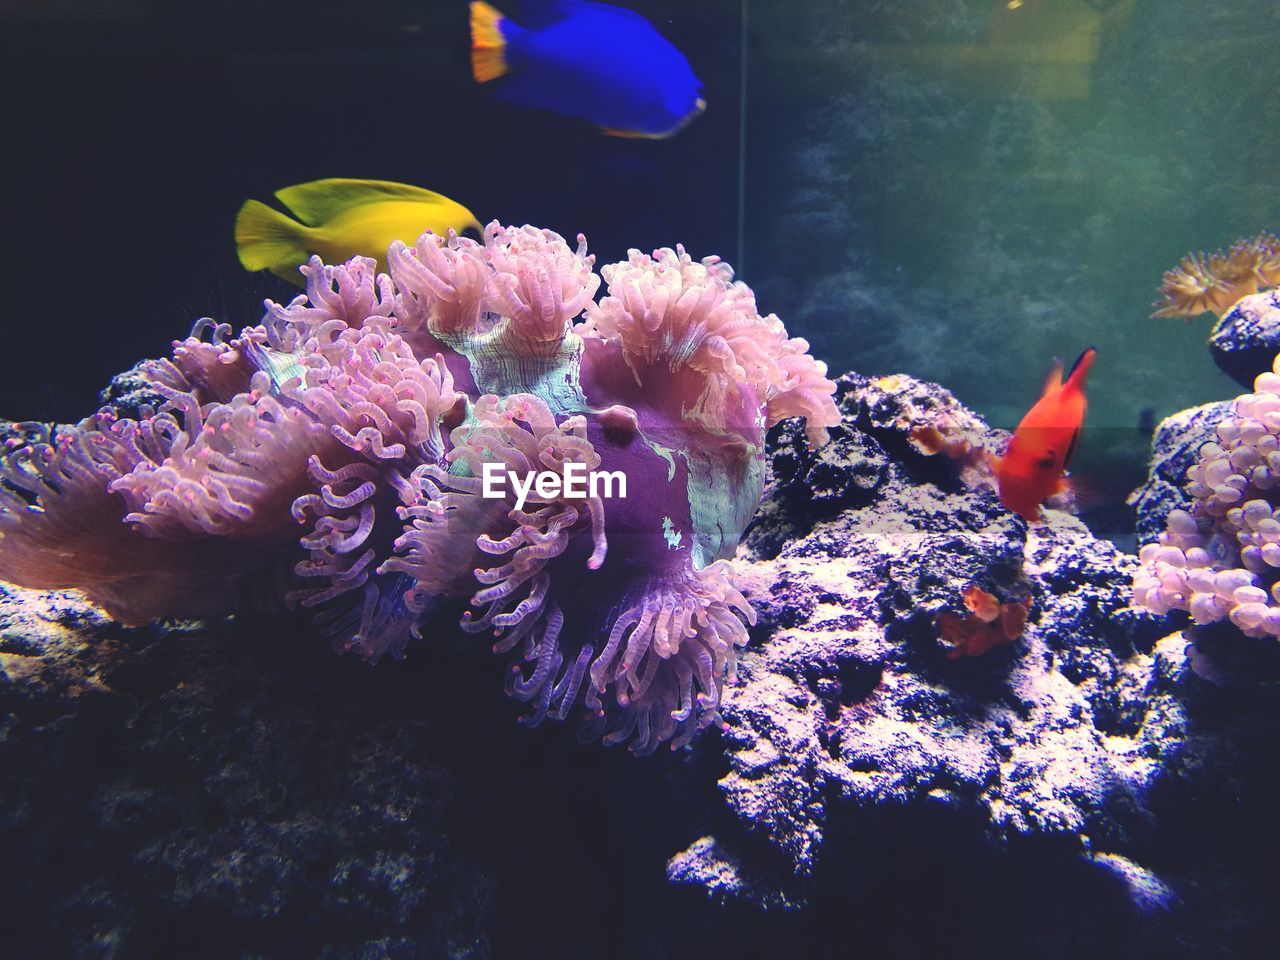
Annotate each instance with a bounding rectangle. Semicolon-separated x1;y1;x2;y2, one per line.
471;1;705;138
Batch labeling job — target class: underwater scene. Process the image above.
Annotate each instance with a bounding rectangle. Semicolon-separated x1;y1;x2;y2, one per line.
1;0;1279;957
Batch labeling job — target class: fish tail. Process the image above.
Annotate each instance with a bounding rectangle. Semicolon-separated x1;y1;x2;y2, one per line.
470;1;509;82
235;200;308;283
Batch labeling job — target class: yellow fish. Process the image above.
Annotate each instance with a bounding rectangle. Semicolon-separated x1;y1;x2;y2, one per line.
235;178;483;285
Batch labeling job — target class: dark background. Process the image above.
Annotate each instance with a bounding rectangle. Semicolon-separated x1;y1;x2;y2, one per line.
0;0;744;422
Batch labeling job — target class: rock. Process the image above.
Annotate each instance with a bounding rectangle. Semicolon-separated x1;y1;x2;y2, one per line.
4;370;1279;959
1208;290;1280;388
1127;401;1230;545
97;361;168;419
1088;852;1176;913
671;374;1280;957
708;376;1176;898
664;836;799;911
0;588;493;959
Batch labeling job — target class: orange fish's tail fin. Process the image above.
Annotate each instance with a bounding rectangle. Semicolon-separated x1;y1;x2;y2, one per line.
1064;346;1097;393
470;2;510;82
234;200;309;286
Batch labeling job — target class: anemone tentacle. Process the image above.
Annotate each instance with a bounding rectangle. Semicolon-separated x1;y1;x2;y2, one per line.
0;222;837;754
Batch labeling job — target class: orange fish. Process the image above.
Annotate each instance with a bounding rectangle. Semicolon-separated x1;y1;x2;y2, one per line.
995;347;1096;522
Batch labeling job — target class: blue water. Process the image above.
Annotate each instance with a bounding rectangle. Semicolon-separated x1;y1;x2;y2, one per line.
743;0;1279;494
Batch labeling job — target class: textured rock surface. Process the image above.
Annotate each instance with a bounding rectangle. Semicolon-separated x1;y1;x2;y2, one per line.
96;360;168;419
669;375;1280;957
4;372;1280;959
0;589;494;959
1127;401;1231;546
0;583;758;960
1209;290;1280;389
676;375;1173;887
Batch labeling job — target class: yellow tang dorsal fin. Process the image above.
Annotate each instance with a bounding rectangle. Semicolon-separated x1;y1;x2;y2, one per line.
274;178;456;226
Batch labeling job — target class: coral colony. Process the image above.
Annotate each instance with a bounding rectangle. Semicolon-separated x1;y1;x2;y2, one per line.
1135;355;1280;637
0;223;838;754
1151;231;1280;320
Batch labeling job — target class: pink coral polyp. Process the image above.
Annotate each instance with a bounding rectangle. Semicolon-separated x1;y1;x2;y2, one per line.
0;223;837;754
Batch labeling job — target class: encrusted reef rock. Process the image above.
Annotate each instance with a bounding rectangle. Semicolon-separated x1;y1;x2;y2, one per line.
1127;401;1231;546
1209;290;1280;389
4;372;1279;959
0;589;493;958
670;374;1280;956
671;374;1169;892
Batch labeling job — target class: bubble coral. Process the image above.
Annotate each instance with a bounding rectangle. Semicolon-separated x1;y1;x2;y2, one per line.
0;223;838;754
1152;231;1280;320
1134;354;1280;638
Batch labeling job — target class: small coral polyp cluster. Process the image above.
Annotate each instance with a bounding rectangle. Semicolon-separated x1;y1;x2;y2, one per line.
0;223;837;753
1135;357;1280;637
1152;231;1280;319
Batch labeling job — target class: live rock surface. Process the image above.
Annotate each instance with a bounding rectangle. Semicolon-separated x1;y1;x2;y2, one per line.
3;373;1278;959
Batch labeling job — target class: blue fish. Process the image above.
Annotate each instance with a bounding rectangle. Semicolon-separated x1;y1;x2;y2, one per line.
470;0;705;138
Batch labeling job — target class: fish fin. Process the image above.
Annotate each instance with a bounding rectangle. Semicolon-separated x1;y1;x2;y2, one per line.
1041;357;1065;395
1064;346;1097;391
599;127;668;140
235;200;309;285
1062;424;1082;469
600;98;707;140
470;1;510;82
1055;470;1121;518
274;179;456;225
